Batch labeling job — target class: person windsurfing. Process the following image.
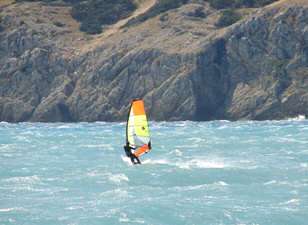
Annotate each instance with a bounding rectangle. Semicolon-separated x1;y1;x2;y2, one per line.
124;99;151;165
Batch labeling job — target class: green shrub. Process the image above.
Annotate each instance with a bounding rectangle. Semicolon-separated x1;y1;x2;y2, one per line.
79;20;102;34
0;16;3;32
71;0;136;34
216;9;241;27
14;0;279;34
208;0;234;9
156;0;188;11
206;0;278;9
53;21;65;27
234;0;255;7
126;0;188;26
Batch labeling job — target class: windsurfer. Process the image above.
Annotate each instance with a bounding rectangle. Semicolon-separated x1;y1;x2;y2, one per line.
124;143;141;164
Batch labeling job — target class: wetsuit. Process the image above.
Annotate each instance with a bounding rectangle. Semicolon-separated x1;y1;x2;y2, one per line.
124;144;141;164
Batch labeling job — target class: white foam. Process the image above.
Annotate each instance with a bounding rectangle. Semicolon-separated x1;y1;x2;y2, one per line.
80;144;113;150
0;144;14;152
264;180;277;185
138;157;227;170
174;149;183;156
180;159;226;169
187;137;204;143
223;211;233;221
217;125;229;130
142;159;170;165
172;184;207;191
65;206;85;211
287;115;306;121
281;199;300;205
56;125;71;129
15;136;31;143
267;180;308;188
121;155;134;166
119;213;129;222
0;207;26;212
174;182;228;190
118;213;145;224
108;173;129;184
4;175;40;184
86;170;103;177
214;181;228;186
99;188;128;198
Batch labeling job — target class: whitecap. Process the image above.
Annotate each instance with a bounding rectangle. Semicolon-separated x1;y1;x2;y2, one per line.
0;144;16;152
94;121;108;125
217;120;231;123
217;125;229;130
187;137;204;143
119;213;129;222
65;206;85;211
167;149;181;156
178;159;226;169
121;155;134;166
214;181;229;186
272;180;308;188
223;210;234;220
280;199;300;205
300;163;308;168
0;207;26;212
142;159;170;165
86;170;103;177
287;115;306;121
264;180;277;185
56;125;71;129
80;144;113;150
4;175;40;184
174;182;228;190
141;158;227;170
108;173;129;184
172;184;208;191
99;188;128;198
119;213;145;224
15;136;31;143
174;149;183;156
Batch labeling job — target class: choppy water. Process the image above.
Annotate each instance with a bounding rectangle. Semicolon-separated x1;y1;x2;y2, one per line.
0;119;308;225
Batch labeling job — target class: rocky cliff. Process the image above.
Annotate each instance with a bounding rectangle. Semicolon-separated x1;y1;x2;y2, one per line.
0;0;307;122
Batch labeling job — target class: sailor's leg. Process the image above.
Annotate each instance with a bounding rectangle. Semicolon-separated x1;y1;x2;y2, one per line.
130;156;136;164
134;156;141;164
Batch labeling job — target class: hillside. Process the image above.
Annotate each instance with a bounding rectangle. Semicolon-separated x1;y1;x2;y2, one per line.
0;0;307;121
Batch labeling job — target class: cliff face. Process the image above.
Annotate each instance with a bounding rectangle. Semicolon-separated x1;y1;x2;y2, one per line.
0;0;307;122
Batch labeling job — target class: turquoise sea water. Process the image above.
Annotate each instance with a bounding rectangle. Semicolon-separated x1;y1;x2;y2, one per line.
0;120;308;225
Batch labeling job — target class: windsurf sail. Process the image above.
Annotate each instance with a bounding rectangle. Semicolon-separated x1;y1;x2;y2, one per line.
126;99;151;157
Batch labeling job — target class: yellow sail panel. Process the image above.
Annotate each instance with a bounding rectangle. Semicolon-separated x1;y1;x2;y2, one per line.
134;115;149;137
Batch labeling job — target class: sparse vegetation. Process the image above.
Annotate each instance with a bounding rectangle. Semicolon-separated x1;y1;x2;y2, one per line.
126;0;188;26
79;20;103;34
14;0;278;33
71;0;136;34
155;0;188;12
0;15;4;32
207;0;278;9
15;0;137;34
53;21;65;27
216;9;241;27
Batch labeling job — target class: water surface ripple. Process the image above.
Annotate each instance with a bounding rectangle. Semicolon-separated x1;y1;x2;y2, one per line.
0;120;307;225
